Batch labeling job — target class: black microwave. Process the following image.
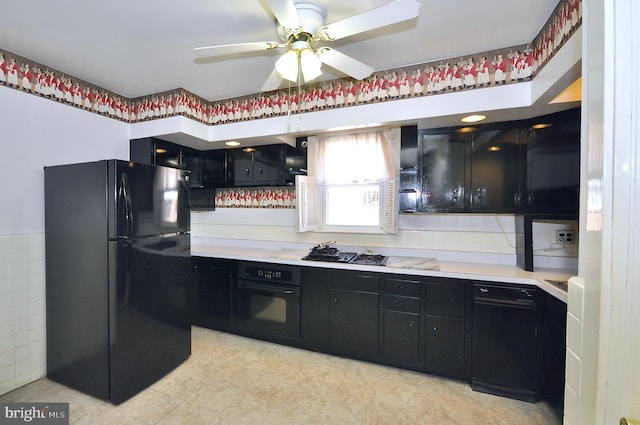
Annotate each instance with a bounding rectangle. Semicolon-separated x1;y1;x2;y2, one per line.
188;188;216;210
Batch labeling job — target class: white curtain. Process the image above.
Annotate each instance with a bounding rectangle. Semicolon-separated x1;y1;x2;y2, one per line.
313;130;397;184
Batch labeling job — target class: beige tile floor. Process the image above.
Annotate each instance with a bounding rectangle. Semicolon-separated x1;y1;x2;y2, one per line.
1;327;562;425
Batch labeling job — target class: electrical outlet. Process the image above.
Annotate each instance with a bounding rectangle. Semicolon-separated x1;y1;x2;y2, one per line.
556;229;575;244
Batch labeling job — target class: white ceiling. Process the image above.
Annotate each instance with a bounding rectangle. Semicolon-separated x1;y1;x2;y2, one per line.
1;0;562;102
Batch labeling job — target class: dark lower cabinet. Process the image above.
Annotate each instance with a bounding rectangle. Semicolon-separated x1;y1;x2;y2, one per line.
329;283;380;360
329;271;381;360
382;310;420;367
301;268;380;361
381;276;422;368
194;258;565;405
541;292;567;410
424;280;470;379
300;267;330;350
425;316;466;378
192;257;235;331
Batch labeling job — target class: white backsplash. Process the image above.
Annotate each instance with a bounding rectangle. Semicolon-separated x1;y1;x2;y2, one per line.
191;209;579;268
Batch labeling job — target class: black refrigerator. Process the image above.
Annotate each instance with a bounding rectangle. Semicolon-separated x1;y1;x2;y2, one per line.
44;159;192;404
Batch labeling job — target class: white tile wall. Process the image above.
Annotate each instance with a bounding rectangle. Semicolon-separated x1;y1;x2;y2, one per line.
193;210;582;271
565;276;585;401
0;233;46;396
191;209;520;259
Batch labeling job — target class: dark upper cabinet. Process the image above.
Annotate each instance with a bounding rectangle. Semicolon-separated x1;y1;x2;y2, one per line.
418;131;468;212
229;146;282;185
131;139;307;190
407;108;579;215
130;137;203;188
414;126;522;213
201;150;228;187
227;144;306;187
469;128;524;212
525;108;580;215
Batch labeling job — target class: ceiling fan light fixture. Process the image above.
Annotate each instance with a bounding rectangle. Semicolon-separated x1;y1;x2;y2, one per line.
275;49;300;82
300;48;322;82
295;3;326;35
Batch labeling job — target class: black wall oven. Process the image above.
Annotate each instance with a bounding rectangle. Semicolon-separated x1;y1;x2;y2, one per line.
237;262;301;341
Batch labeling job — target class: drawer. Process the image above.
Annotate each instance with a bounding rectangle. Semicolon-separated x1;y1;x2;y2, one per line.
330;270;381;292
384;294;421;313
384;277;421;297
425;282;466;318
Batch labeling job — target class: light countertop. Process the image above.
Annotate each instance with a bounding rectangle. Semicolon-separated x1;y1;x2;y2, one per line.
192;241;571;303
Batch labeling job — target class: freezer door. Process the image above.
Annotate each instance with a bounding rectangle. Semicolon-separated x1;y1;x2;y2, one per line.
109;160;190;240
109;233;191;404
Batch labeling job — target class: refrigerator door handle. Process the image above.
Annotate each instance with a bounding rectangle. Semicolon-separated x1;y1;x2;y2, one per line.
118;172;134;239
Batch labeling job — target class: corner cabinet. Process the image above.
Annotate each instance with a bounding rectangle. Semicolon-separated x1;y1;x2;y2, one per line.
540;291;567;409
130;137;204;188
525;108;580;215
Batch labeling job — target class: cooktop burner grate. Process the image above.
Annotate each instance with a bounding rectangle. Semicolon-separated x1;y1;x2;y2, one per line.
350;254;389;266
302;247;388;266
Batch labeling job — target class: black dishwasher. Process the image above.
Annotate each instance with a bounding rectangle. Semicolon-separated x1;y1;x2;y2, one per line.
472;283;538;402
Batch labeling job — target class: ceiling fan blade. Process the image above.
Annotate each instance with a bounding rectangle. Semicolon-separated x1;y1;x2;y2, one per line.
318;0;420;41
264;0;302;34
194;41;280;58
317;48;374;80
261;68;283;92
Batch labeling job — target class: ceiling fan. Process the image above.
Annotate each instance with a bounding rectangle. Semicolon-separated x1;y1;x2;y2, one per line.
194;0;421;92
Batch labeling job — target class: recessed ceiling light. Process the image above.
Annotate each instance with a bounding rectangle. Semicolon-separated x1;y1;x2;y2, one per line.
461;114;487;123
488;146;501;152
531;123;552;130
155;148;167;154
225;141;240;147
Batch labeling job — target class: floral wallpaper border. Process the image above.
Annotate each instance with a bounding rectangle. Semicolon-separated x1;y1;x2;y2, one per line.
0;0;581;126
215;187;296;209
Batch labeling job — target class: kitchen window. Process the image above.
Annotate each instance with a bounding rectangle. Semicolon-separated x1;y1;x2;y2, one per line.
296;129;400;234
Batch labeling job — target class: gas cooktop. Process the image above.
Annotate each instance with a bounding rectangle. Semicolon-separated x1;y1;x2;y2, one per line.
302;243;388;266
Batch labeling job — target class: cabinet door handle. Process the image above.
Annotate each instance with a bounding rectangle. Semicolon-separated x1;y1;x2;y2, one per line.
527;192;535;205
479;287;489;293
258;167;263;175
245;168;250;175
409;321;415;328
